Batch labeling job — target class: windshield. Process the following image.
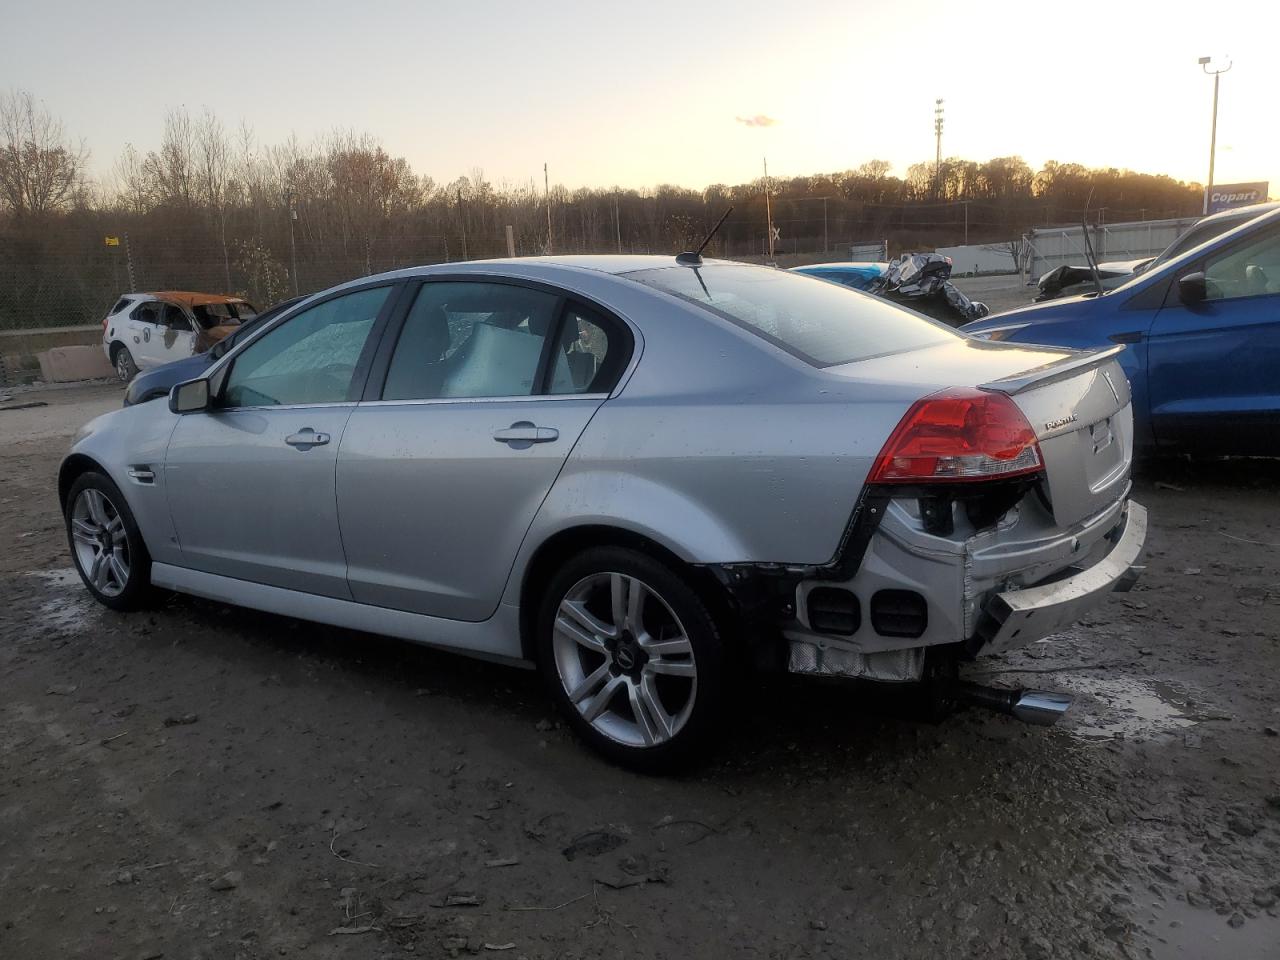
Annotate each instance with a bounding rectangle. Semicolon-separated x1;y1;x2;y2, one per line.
1147;216;1250;271
626;264;955;367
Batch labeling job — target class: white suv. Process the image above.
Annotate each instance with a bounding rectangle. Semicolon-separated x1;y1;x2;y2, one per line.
103;291;257;381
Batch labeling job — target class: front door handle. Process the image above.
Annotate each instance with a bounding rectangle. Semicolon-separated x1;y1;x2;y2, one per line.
1108;331;1143;344
285;428;330;449
493;421;559;447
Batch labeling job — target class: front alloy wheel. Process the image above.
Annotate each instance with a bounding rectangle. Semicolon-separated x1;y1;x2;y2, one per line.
70;488;131;597
538;546;726;771
65;471;151;610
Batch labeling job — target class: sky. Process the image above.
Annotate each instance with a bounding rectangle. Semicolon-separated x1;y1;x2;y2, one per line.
2;0;1276;195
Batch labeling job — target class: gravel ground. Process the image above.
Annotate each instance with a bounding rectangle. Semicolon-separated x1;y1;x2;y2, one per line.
1;383;1278;960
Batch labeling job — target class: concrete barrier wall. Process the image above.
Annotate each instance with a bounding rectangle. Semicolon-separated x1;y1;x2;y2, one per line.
36;345;115;383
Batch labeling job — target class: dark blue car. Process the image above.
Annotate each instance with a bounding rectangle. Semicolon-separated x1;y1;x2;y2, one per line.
964;207;1280;457
123;296;306;406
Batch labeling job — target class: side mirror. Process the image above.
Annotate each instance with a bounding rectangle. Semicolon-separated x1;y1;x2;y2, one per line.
169;378;210;414
1178;271;1207;305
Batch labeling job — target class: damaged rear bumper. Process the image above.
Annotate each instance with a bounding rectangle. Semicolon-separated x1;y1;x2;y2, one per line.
975;500;1146;654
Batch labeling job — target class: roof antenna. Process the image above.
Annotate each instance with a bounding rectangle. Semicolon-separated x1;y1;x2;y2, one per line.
677;206;733;265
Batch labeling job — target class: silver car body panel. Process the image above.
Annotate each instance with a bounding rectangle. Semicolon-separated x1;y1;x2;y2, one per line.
64;256;1147;671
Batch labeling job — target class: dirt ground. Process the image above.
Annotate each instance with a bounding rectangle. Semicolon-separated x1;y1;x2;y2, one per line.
1;383;1278;960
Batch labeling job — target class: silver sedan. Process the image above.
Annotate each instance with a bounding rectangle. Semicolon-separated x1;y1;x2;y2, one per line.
60;255;1146;769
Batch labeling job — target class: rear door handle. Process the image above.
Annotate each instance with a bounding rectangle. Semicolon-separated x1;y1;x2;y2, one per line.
285;428;330;449
493;421;559;446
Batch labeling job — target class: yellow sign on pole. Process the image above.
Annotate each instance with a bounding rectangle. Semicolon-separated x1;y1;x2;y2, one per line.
104;236;120;247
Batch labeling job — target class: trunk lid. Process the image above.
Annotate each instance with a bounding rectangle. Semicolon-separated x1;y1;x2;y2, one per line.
830;338;1133;526
981;345;1132;527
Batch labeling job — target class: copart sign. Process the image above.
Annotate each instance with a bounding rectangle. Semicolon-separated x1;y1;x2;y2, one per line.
1207;182;1270;214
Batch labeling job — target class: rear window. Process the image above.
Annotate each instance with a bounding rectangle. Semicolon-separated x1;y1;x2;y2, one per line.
110;297;132;314
626;264;955;367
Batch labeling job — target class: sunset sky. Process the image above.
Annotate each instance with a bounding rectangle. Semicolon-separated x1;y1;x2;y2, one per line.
4;0;1275;194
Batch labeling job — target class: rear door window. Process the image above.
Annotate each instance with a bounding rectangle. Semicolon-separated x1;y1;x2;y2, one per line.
382;282;561;400
132;301;160;324
626;264;954;367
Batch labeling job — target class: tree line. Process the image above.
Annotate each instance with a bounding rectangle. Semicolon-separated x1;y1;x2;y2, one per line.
1;89;1204;328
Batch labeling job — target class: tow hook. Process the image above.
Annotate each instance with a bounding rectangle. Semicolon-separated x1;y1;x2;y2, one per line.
956;682;1073;726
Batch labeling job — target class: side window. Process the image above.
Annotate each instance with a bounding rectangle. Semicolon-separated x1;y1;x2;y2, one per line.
111;297;132;315
548;305;623;395
383;282;559;401
162;304;192;331
1204;229;1280;302
223;286;391;408
132;301;160;324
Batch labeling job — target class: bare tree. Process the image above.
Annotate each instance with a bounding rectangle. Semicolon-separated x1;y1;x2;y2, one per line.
195;109;233;289
145;108;198;206
111;143;153;214
0;89;88;217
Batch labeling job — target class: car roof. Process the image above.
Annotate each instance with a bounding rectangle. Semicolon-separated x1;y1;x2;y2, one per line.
141;290;252;307
1199;200;1280;225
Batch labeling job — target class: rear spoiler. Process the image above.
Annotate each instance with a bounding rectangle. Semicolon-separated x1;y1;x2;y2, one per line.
980;344;1125;396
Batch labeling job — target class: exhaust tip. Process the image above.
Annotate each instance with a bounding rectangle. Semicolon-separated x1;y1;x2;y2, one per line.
1011;690;1073;726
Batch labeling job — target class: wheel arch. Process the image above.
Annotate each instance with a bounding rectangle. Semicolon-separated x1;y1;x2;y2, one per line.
107;340;127;363
516;524;735;663
58;453;112;512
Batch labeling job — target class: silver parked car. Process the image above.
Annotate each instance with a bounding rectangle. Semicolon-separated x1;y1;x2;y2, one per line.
61;255;1146;769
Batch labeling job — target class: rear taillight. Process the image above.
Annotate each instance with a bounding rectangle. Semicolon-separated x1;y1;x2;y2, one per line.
868;388;1043;483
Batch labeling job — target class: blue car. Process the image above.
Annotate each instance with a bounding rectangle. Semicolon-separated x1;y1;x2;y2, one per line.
964;207;1280;457
791;262;887;291
123;296;306;405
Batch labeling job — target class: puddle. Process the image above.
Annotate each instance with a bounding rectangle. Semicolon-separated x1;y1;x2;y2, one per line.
27;568;99;636
1141;894;1279;960
1054;675;1196;742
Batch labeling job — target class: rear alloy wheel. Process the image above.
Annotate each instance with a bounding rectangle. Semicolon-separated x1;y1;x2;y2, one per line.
65;471;151;610
538;547;725;771
114;346;138;382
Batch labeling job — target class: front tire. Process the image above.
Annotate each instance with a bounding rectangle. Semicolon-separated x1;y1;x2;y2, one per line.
114;346;138;382
536;546;727;772
65;471;152;611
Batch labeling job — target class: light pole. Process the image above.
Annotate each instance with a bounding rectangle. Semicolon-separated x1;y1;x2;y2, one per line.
1198;56;1232;214
933;98;945;201
763;156;775;262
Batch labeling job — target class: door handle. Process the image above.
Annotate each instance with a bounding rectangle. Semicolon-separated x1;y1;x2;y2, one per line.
493;421;559;446
1108;331;1143;344
285;428;330;449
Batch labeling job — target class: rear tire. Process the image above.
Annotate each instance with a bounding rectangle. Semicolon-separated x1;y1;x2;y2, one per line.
536;546;727;773
113;345;138;382
65;471;152;611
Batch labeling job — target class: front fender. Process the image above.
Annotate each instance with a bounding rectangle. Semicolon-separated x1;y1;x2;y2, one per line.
61;404;182;565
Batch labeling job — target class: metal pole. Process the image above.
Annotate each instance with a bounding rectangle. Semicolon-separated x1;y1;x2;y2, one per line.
286;192;299;296
763;156;774;261
963;200;969;245
1199;57;1231;214
934;99;944;201
458;188;468;260
1207;71;1220;214
614;194;622;253
505;225;515;258
124;233;136;291
544;163;553;254
822;196;828;253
